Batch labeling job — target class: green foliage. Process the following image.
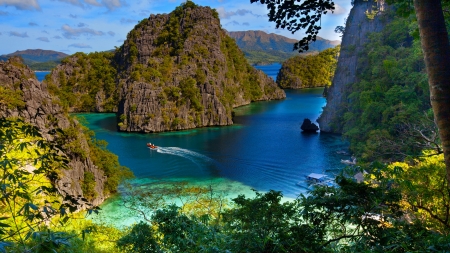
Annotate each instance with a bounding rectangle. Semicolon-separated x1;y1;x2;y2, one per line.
47;51;118;112
387;152;450;233
79;121;133;195
29;61;61;71
0;118;79;251
0;86;25;109
81;172;97;201
179;77;203;111
337;13;431;161
277;46;340;88
243;49;299;65
117;222;160;253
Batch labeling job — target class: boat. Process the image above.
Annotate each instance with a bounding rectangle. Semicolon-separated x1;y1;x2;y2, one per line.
146;143;158;149
297;173;335;187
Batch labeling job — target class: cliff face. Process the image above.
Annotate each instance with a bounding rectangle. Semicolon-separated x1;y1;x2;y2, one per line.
46;3;285;133
0;57;108;207
317;0;389;133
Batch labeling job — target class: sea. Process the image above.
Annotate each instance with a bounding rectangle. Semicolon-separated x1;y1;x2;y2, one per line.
35;65;349;227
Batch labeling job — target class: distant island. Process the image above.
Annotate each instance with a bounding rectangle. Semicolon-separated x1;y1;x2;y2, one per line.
0;49;68;71
0;31;340;71
228;30;340;65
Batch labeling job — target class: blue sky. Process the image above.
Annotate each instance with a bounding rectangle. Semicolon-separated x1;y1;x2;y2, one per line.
0;0;351;55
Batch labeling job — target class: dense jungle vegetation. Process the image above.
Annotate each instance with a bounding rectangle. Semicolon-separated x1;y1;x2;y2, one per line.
2;1;450;252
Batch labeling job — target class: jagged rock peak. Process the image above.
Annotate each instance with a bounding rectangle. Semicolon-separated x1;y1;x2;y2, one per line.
114;2;285;132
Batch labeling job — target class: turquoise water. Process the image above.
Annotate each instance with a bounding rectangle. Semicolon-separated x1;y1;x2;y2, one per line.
36;66;349;226
34;71;49;81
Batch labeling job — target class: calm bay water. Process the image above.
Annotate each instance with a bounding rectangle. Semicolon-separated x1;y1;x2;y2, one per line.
35;66;349;226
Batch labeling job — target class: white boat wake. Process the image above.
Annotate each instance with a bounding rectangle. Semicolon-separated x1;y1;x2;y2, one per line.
156;147;215;167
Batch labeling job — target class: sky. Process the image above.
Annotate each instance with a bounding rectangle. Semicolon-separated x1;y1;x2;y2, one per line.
0;0;352;55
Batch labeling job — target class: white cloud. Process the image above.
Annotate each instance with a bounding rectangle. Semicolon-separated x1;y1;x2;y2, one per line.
69;14;77;18
84;0;101;6
53;35;62;39
9;31;28;37
56;0;83;8
225;21;240;26
332;3;347;15
0;0;40;10
69;43;92;48
37;37;49;42
42;30;49;34
216;7;260;19
101;0;124;11
55;0;125;10
120;18;136;24
0;10;9;15
29;22;38;26
78;22;87;27
108;31;115;36
62;24;104;39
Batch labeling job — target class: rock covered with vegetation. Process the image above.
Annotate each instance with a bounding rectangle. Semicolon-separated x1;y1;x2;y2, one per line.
0;56;131;207
45;2;285;133
318;0;390;133
276;46;339;89
45;51;118;112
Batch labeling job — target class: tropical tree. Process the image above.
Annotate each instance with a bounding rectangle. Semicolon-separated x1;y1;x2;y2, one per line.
412;0;450;187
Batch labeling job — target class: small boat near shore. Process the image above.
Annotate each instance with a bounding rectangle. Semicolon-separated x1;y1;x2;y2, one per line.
146;143;158;149
297;173;335;187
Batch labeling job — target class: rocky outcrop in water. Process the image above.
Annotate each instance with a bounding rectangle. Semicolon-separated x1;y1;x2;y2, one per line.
45;2;285;133
317;0;389;133
300;118;319;132
0;56;109;207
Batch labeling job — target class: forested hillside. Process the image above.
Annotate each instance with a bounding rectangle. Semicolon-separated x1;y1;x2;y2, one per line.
276;46;339;89
341;15;432;161
0;49;68;71
228;30;339;65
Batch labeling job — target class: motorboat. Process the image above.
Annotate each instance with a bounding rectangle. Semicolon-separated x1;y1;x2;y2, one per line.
146;143;158;149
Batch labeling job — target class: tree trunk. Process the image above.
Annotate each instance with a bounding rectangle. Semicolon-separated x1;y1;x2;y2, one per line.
414;0;450;185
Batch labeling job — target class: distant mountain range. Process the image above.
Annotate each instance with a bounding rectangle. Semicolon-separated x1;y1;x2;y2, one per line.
0;49;68;71
227;30;340;65
0;31;340;69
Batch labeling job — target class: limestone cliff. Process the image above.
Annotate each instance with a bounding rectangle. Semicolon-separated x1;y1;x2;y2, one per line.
0;57;112;208
115;3;285;132
45;2;285;133
317;0;389;133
